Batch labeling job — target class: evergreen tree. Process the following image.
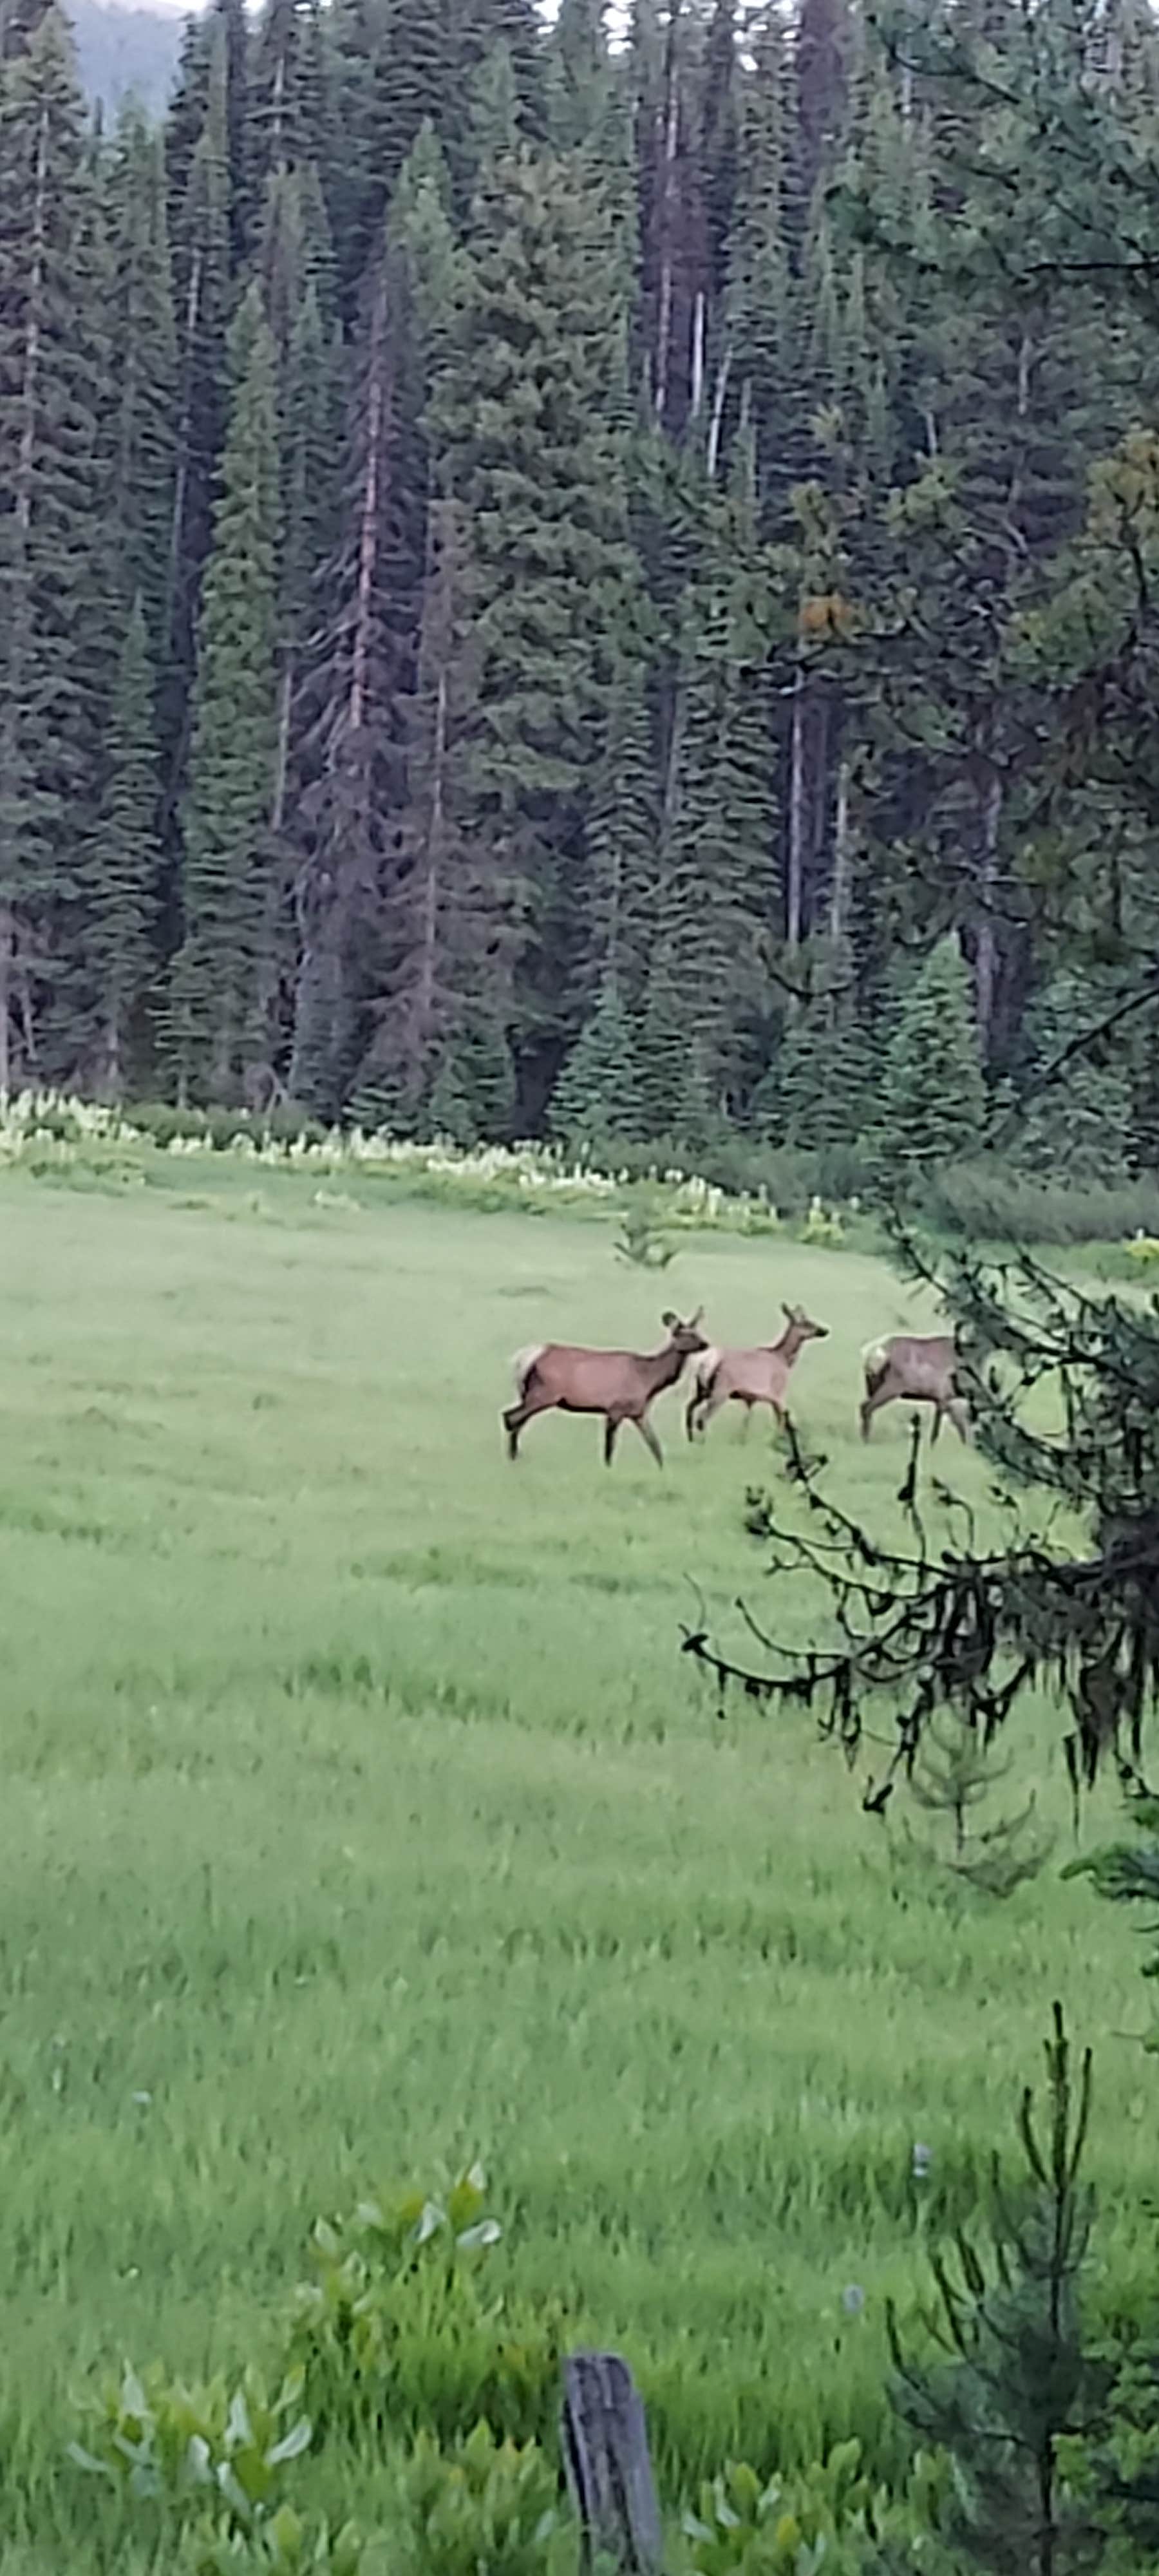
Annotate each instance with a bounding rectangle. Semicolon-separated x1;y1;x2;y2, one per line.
874;2007;1100;2576
643;440;775;1128
105;102;176;651
166;14;234;750
171;287;281;1102
0;3;102;1088
439;71;640;1105
905;1709;1052;1900
548;979;643;1154
1017;973;1135;1184
759;992;870;1150
83;596;162;1095
876;936;987;1175
585;658;659;1008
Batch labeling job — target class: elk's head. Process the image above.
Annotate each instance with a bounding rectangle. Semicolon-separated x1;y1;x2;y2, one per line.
663;1307;708;1355
782;1302;828;1343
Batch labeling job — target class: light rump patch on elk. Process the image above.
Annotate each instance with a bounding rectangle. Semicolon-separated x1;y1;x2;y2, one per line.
502;1311;708;1468
684;1303;828;1443
860;1332;968;1443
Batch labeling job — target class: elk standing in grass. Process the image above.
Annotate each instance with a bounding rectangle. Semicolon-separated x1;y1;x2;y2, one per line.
860;1333;969;1443
504;1311;708;1466
684;1304;828;1443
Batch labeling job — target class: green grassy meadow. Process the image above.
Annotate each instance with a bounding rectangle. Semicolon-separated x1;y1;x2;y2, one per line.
0;1164;1152;2553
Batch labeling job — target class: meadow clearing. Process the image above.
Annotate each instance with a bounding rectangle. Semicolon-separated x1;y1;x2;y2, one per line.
0;1156;1152;2558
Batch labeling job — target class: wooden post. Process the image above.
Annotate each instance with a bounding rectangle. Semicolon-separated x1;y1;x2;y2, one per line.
561;2351;663;2576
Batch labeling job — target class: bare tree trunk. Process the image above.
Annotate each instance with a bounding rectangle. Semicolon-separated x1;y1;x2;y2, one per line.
786;661;807;951
689;290;705;422
415;663;448;1042
829;753;851;945
706;346;730;480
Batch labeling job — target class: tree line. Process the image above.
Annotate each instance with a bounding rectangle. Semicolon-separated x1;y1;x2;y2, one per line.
3;0;1159;1165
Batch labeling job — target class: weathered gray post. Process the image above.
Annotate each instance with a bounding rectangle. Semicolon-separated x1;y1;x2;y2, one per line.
561;2350;663;2576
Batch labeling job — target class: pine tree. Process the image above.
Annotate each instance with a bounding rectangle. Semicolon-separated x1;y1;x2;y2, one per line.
876;936;987;1176
585;659;658;1008
905;1709;1052;1900
438;73;640;1101
760;994;870;1151
83;596;162;1096
548;979;643;1154
876;2007;1098;2576
0;2;102;1089
171;287;281;1102
643;440;775;1130
105;102;176;651
166;14;234;753
1017;973;1135;1184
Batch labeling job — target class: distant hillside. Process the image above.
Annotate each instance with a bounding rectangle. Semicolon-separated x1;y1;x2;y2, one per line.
67;0;185;114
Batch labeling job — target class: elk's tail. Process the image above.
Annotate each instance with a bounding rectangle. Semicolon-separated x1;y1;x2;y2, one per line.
511;1343;545;1401
861;1337;890;1396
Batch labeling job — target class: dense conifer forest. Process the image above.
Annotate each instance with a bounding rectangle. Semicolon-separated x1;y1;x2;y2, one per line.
4;0;1159;1170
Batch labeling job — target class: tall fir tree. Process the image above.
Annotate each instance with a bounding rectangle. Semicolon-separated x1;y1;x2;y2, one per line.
440;55;641;1112
105;102;176;652
83;596;162;1096
171;287;281;1103
548;978;643;1154
876;935;988;1175
0;3;103;1088
1017;973;1135;1184
166;11;234;791
642;430;775;1130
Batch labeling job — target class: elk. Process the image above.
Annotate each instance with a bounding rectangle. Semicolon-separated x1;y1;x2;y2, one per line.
684;1303;828;1442
860;1333;968;1443
503;1310;708;1467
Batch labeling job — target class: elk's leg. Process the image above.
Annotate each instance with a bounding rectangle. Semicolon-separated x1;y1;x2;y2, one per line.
503;1394;551;1460
603;1415;620;1467
634;1412;664;1470
738;1399;754;1442
860;1386;888;1440
931;1403;943;1448
947;1397;970;1443
684;1389;703;1442
695;1384;730;1441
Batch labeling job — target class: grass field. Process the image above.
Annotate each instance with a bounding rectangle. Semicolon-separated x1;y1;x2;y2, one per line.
0;1161;1152;2558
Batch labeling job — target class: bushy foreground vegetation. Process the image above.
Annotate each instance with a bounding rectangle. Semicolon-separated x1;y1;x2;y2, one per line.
35;2026;1159;2574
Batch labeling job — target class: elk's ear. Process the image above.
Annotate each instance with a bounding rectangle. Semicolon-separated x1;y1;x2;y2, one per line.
782;1302;794;1320
661;1310;678;1330
690;1305;704;1327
